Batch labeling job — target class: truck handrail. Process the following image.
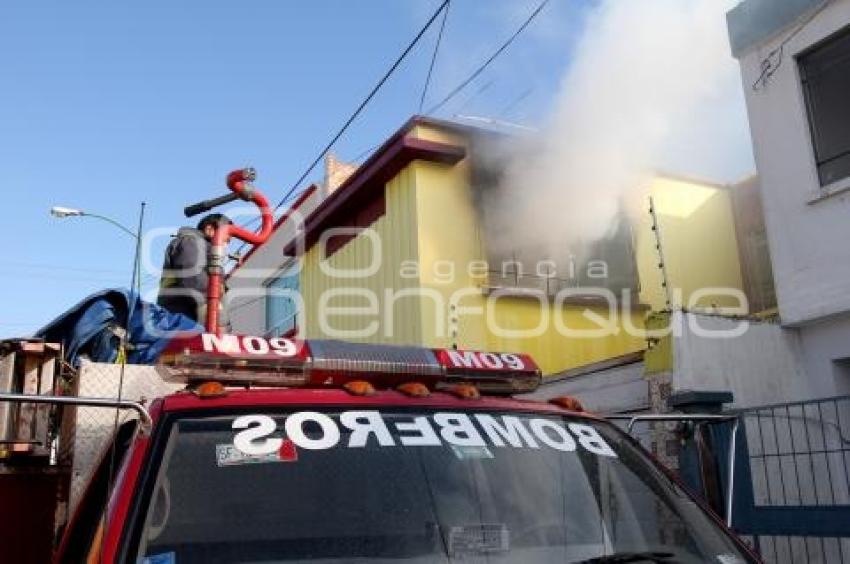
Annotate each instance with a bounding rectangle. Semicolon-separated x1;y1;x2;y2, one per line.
0;392;152;436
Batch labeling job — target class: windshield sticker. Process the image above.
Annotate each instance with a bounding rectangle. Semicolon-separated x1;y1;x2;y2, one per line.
448;524;509;555
450;444;495;460
231;412;618;459
216;443;281;467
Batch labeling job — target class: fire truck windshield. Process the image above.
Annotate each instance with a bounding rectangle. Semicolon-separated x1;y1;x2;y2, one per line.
132;409;753;564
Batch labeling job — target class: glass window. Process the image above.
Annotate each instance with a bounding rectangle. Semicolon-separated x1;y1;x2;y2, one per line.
483;212;639;298
799;26;850;186
132;410;754;564
264;269;299;337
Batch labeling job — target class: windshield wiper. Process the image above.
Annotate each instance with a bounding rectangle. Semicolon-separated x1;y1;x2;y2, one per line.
574;550;679;563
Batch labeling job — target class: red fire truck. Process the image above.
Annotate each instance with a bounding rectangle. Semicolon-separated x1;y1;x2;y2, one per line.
0;332;758;563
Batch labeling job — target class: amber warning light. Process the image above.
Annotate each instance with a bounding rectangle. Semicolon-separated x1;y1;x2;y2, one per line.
157;333;542;394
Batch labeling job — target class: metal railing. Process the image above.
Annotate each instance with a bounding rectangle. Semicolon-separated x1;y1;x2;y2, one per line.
0;392;152;435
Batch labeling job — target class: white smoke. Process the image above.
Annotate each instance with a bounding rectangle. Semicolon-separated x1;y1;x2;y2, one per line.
482;0;748;259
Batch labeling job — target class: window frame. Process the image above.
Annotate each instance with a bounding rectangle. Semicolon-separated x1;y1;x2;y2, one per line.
797;23;850;188
263;263;300;337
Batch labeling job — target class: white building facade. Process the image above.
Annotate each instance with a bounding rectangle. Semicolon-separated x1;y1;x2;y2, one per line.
728;0;850;398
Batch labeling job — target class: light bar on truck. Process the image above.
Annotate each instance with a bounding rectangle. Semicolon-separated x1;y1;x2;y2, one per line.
156;333;542;394
433;348;541;394
156;333;310;386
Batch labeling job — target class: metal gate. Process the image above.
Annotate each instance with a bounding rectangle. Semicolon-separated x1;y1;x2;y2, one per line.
728;395;850;563
615;396;850;562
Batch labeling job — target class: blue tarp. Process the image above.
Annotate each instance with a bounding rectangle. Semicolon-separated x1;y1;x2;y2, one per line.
35;289;201;367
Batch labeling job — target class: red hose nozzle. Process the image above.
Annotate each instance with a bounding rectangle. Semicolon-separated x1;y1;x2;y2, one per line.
226;167;257;189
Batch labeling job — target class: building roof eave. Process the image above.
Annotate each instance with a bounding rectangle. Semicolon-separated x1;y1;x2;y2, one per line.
283;131;466;256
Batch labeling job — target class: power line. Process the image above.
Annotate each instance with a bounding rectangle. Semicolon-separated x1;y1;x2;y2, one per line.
271;0;449;212
0;271;128;283
3;260;130;275
419;0;451;112
455;78;497;115
426;0;550;116
752;0;832;90
498;87;534;118
233;0;450;256
275;0;545;220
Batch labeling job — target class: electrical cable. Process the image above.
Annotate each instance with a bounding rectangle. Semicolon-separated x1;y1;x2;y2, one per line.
419;0;451;113
232;0;450;259
272;0;449;211
752;0;833;90
318;3;541;203
498;87;534;118
0;272;129;284
455;79;497;115
425;0;551;116
238;0;546;252
3;260;130;275
233;0;544;259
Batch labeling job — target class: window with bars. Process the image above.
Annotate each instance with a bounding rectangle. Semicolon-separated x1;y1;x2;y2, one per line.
799;26;850;187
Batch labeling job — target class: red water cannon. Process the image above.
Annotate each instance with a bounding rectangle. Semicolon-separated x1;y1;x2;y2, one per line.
183;168;274;334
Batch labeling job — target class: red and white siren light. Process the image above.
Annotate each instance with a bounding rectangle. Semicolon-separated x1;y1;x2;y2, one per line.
157;333;542;394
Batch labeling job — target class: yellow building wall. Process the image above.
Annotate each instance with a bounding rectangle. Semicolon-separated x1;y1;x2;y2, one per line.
636;176;745;312
299;165;423;345
411;158;646;376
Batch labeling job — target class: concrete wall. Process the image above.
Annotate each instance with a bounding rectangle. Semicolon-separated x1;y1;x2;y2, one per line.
548;310;843;413
670;311;813;408
797;314;850;396
553;310;849;414
732;0;850;326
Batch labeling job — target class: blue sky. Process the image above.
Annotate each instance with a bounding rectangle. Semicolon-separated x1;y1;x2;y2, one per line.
0;0;589;336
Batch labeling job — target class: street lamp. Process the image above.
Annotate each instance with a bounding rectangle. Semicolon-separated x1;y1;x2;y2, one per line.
50;206;137;239
50;205;146;291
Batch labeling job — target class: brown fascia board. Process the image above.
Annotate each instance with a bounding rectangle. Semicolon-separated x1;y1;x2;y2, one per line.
284;131;466;255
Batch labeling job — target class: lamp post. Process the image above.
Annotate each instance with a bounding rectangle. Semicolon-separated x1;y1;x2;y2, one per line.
50;206;138;239
50;205;145;291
